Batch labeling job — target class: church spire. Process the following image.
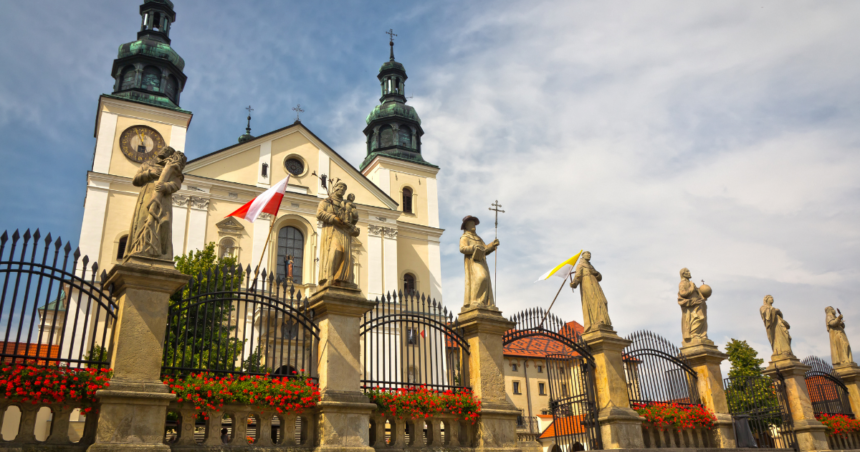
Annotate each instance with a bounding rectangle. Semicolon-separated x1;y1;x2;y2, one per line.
359;32;436;171
109;0;188;111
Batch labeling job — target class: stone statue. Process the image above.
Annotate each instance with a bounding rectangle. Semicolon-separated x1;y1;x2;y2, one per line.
460;215;498;307
760;295;793;357
317;181;360;286
826;307;854;365
678;268;710;344
570;251;612;332
127;146;186;260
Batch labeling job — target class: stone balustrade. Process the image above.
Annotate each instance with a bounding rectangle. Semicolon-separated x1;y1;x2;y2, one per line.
640;425;716;449
0;402;97;449
164;402;317;449
827;432;860;450
368;413;475;450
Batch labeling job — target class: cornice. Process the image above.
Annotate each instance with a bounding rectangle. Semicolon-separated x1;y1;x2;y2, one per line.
97;95;192;136
361;155;440;177
396;220;444;238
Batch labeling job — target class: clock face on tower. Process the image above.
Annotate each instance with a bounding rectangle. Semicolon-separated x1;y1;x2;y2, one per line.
119;125;166;163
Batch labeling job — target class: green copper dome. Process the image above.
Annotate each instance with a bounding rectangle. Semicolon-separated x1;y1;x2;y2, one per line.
379;60;404;72
366;101;421;125
118;39;185;71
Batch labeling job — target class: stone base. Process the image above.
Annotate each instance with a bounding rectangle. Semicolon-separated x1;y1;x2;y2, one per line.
793;418;830;452
473;403;520;450
87;381;175;452
121;254;176;270
316;391;376;452
598;406;646;449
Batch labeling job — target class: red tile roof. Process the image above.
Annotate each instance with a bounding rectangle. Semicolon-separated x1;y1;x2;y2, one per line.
0;342;61;366
503;321;585;358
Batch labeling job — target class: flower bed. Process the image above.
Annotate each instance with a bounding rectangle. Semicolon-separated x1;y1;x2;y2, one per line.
162;372;320;418
0;364;112;413
366;385;481;423
817;413;860;437
633;402;716;432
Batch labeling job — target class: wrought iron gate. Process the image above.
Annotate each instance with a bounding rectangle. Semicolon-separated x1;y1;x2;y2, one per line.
803;356;854;418
724;373;798;450
546;353;602;451
622;331;701;407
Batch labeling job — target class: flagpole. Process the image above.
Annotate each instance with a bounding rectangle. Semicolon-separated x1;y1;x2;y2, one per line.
537;274;573;330
250;215;278;290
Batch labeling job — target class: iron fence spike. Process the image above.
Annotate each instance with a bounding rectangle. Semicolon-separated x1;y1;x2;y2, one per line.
23;229;31;242
0;231;7;244
44;232;52;245
81;255;89;267
11;230;20;242
32;229;40;242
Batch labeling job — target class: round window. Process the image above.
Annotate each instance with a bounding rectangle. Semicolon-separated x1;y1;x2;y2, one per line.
285;157;305;176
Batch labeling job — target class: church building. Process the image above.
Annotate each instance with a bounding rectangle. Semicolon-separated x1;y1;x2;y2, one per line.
79;0;444;303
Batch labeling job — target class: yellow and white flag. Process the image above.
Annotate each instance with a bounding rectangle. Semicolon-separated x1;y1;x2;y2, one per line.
535;251;583;283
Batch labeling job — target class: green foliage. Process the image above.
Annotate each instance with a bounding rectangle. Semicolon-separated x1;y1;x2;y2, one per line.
242;345;272;374
724;338;781;427
83;344;109;364
726;339;765;380
162;243;246;375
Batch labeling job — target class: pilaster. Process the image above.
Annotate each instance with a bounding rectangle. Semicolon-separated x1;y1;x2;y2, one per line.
88;256;189;452
307;283;377;452
457;305;519;451
763;355;830;451
833;362;860;418
679;340;736;448
582;326;645;449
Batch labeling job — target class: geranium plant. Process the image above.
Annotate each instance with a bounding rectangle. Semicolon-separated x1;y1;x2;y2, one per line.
817;413;860;437
0;364;112;413
366;385;481;424
633;402;716;432
163;371;320;418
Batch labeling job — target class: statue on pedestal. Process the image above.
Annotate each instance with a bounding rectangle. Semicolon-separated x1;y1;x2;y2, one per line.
760;295;793;357
570;251;612;332
317;182;360;286
678;268;711;344
826;307;854;365
460;215;498;307
127;146;187;260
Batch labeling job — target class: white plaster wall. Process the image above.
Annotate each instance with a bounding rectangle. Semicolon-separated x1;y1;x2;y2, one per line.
169;124;187;151
172;201;188;256
258;140;272;187
78;180;110;271
377;168;391;197
383;234;398;295
367;233;382;299
251;216;272;279
428;238;443;303
186;203;208;253
426;177;439;228
93;113;118;173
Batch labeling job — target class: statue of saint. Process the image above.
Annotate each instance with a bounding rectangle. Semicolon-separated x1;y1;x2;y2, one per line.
678;268;709;344
317;182;360;286
127;146;186;260
760;295;793;357
826;307;854;365
460;215;498;307
570;251;612;332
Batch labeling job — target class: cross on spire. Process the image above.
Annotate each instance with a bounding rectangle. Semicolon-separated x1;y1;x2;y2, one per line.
292;104;304;123
386;28;397;61
245;105;253;134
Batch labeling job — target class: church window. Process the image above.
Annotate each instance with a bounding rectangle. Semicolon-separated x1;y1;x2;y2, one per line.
402;187;413;214
165;75;178;100
284;158;304;176
219;238;236;259
404;273;416;294
261;163;268;177
380;125;394;148
141;66;162;92
120;67;136;90
117;235;128;260
397;126;411;149
277;226;304;284
407;329;417;346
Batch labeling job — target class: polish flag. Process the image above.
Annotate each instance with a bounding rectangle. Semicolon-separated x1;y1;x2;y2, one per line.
226;176;290;222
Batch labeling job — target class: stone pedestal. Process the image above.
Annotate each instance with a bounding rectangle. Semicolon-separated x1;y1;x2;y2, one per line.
88;256;189;452
308;283;377;452
582;326;645;450
679;339;736;448
763;354;830;452
457;305;520;451
833;362;860;417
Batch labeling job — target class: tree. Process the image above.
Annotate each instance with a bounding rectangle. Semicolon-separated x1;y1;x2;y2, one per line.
162;243;246;375
726;339;765;380
724;338;781;427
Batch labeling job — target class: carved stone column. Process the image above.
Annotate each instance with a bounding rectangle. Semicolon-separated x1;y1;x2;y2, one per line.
457;304;519;451
833;362;860;419
87;256;189;452
582;326;645;449
763;355;830;451
679;341;736;448
308;283;377;452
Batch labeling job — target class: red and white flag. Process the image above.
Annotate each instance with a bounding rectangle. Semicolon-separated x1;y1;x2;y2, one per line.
226;176;290;222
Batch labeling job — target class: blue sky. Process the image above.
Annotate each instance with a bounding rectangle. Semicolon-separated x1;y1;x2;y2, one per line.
2;0;860;367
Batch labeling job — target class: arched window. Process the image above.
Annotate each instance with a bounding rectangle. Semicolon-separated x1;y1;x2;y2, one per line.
141;66;161;92
219;238;236;259
402;187;413;214
277;226;304;284
120;66;136;90
165;75;178;101
379;125;394;148
397;126;411;149
404;273;416;294
117;235;128;260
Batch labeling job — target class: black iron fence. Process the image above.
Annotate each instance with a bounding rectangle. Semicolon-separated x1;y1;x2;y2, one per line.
503;307;593;361
725;374;798;450
622;331;701;407
0;229;117;369
802;355;854;418
360;291;469;392
546;353;602;451
161;265;318;379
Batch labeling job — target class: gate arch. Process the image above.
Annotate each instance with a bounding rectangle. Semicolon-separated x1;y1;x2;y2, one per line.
503;307;593;361
802;356;854;418
622;331;701;406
